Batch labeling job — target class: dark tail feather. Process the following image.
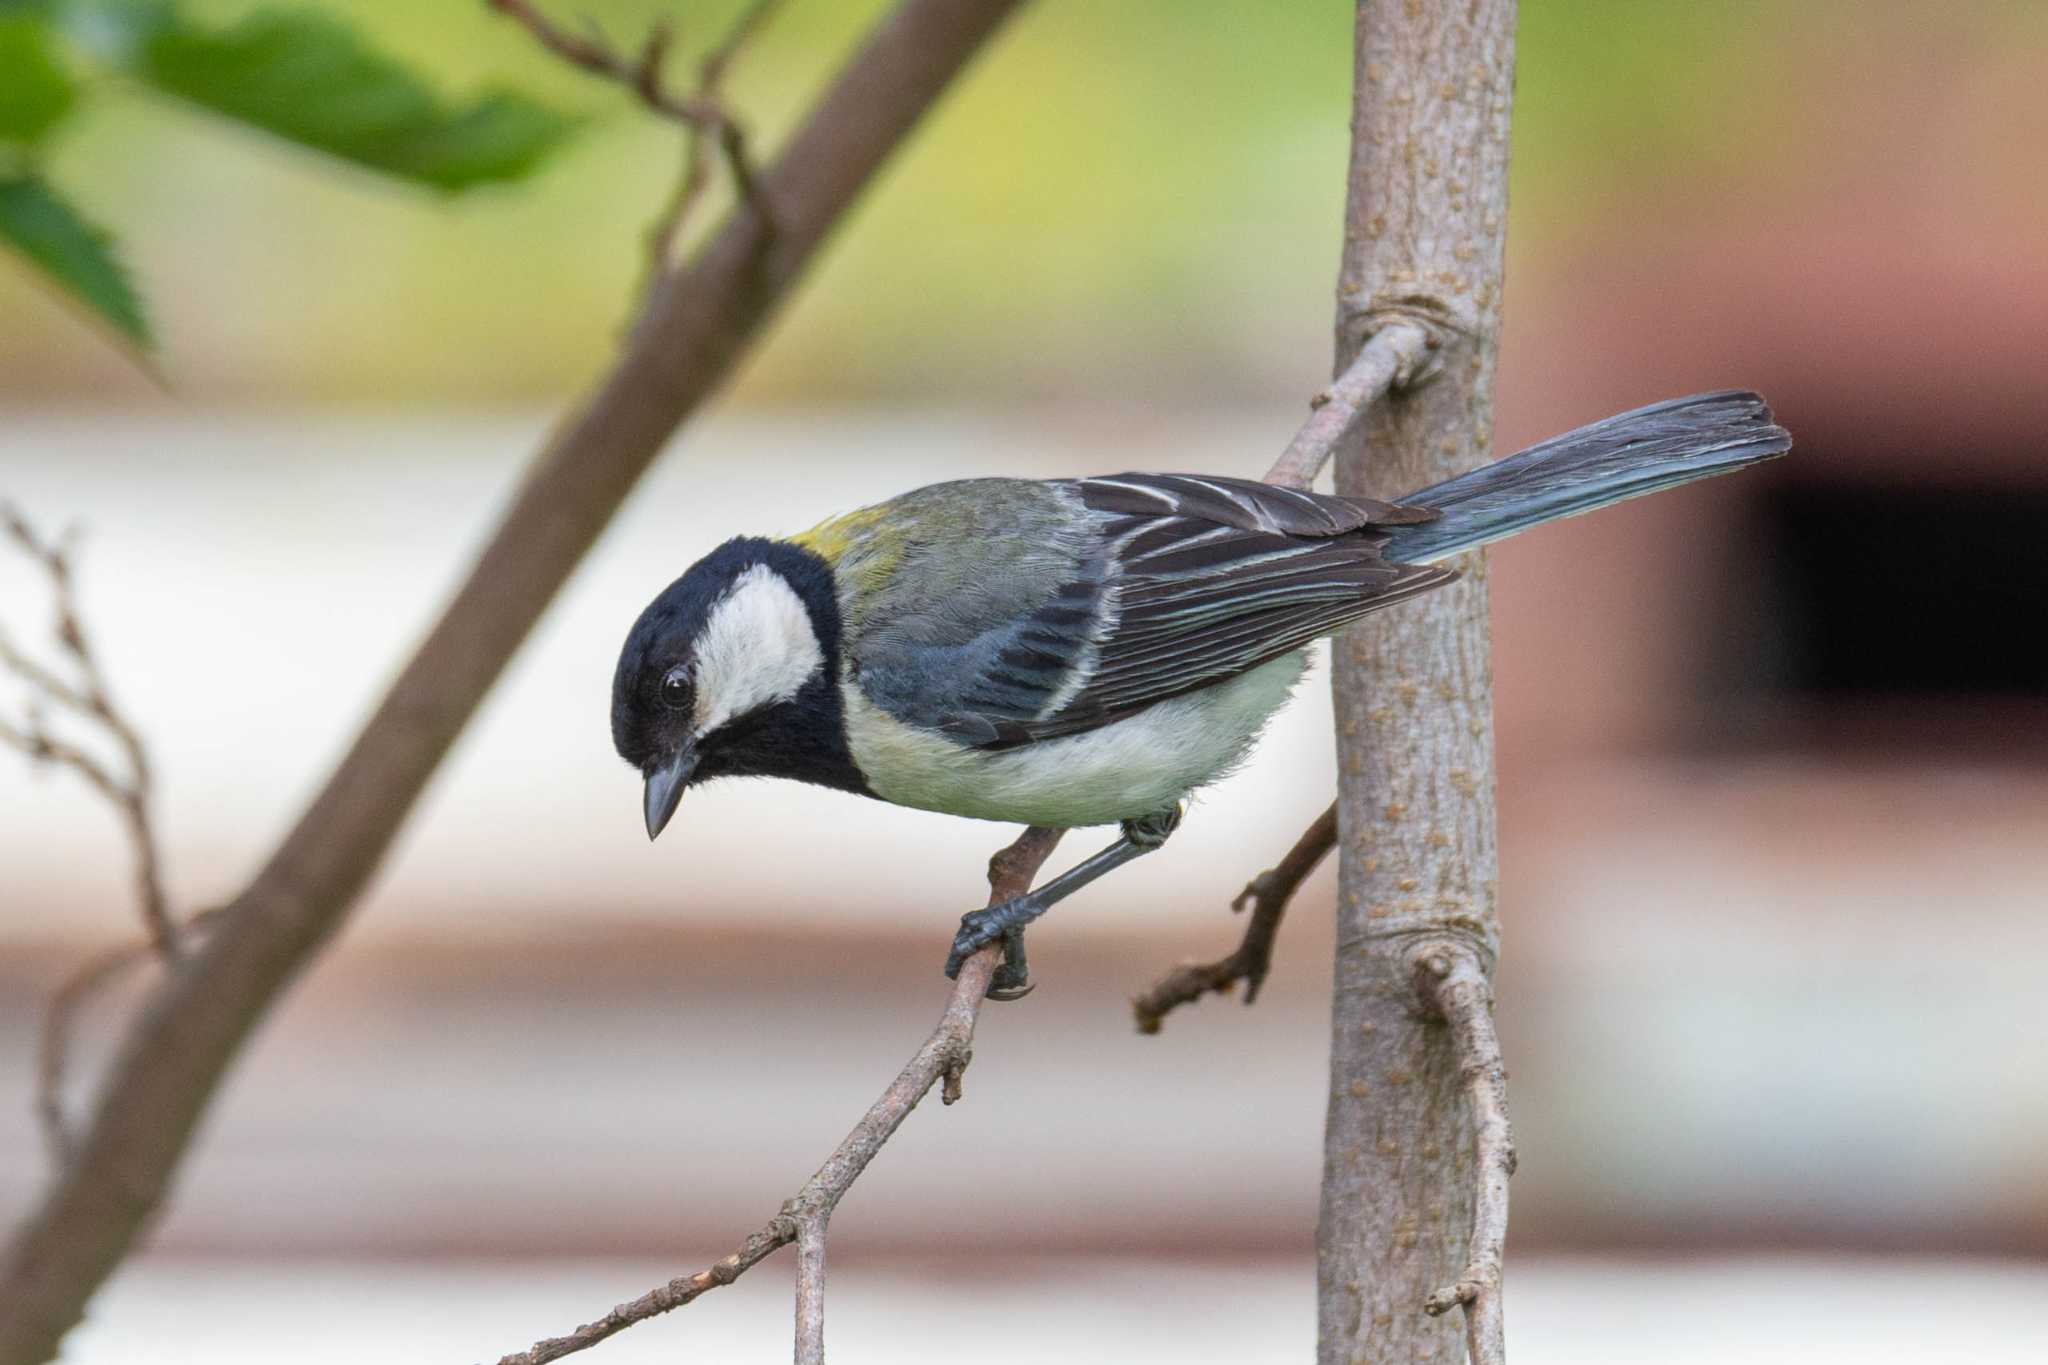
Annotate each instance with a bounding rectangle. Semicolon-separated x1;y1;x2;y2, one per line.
1382;390;1791;564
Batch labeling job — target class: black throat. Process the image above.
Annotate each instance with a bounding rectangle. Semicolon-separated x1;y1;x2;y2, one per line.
692;539;872;798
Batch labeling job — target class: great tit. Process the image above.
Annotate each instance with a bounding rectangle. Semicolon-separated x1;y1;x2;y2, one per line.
612;390;1789;989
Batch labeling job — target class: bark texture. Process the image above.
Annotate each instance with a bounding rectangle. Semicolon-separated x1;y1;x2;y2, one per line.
0;3;1024;1360
1318;3;1518;1363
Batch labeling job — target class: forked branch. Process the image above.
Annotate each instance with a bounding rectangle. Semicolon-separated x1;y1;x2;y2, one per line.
0;505;175;959
1415;941;1514;1365
487;0;785;275
491;826;1064;1365
488;0;742;128
1131;802;1335;1033
2;505;217;1166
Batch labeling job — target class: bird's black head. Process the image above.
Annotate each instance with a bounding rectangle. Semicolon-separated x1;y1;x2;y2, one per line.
611;536;862;839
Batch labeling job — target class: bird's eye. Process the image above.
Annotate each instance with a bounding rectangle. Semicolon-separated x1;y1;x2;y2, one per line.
659;666;691;711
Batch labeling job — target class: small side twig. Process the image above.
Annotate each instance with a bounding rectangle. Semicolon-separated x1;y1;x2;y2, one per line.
490;825;1064;1365
1414;941;1514;1365
487;0;783;280
488;0;726;124
3;504;214;1165
1263;321;1434;490
645;0;781;276
1;504;176;959
1131;802;1335;1034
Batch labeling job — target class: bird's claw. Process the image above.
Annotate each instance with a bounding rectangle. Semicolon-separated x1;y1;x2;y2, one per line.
987;928;1034;1001
945;913;1034;1002
942;923;982;980
985;974;1036;1002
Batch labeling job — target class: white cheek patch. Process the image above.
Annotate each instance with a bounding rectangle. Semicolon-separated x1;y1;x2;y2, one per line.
692;564;825;735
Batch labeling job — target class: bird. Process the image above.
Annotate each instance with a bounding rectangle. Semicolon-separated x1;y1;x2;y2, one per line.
611;390;1790;993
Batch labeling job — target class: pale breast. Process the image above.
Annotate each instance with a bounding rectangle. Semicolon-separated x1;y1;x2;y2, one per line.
841;651;1309;827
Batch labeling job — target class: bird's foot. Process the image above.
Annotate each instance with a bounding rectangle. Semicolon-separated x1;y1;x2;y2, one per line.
945;894;1045;993
1122;803;1183;849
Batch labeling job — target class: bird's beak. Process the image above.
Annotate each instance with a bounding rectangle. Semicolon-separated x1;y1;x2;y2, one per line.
642;741;697;841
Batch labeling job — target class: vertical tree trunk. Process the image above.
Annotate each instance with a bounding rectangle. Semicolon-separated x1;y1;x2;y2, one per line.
1317;3;1517;1364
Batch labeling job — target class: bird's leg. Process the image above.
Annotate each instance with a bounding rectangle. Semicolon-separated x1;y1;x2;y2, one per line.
945;806;1182;983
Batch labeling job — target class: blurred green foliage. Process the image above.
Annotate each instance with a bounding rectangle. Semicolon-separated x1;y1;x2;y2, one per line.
0;174;146;342
136;9;575;189
0;0;2036;403
0;0;574;352
0;15;77;144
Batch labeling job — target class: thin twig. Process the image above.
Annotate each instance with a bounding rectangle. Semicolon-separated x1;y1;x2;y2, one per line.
491;826;1063;1365
697;0;783;196
1415;941;1514;1365
1262;321;1434;490
488;0;782;281
645;0;783;278
1131;802;1336;1033
3;505;192;1164
1;504;177;957
487;0;727;125
0;717;122;809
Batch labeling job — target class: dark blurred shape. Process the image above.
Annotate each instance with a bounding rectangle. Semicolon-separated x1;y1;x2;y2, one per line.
1751;480;2048;698
1696;411;2048;756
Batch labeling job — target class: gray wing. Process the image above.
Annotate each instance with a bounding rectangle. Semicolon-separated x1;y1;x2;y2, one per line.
854;473;1454;749
842;478;1106;740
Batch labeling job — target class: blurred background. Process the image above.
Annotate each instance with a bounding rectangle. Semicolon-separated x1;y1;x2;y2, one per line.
4;0;2046;1360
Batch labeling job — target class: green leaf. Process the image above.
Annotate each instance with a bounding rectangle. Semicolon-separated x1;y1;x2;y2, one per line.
130;9;576;190
0;173;148;344
0;15;76;144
